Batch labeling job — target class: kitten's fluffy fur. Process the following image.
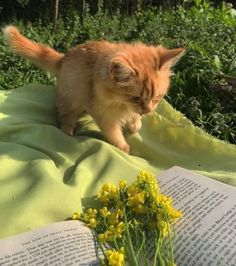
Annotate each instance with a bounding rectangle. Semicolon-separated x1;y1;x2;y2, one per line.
3;25;185;153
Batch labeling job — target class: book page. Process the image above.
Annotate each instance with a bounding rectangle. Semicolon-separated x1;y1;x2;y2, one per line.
158;166;236;266
0;220;100;266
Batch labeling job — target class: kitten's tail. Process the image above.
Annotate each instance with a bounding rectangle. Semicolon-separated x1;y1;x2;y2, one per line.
2;25;64;74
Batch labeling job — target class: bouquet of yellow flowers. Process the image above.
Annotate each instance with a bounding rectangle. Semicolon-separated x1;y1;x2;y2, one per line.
72;171;182;266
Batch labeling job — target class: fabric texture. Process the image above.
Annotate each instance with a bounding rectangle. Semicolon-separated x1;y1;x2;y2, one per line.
0;85;235;238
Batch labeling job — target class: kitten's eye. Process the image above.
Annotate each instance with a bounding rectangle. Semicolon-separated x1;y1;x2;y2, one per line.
132;96;141;103
152;96;162;104
152;99;159;104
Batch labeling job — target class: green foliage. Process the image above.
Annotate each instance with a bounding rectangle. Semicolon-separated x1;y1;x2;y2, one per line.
16;0;30;7
2;0;235;24
0;1;236;144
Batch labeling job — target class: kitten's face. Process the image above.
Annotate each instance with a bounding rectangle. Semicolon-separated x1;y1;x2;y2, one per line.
123;71;170;115
109;45;185;114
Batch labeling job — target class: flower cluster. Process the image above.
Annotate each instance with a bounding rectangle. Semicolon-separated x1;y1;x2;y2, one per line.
72;170;182;266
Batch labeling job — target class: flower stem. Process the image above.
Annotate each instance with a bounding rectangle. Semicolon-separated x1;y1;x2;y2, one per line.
123;206;139;266
157;250;165;266
96;233;107;261
153;231;160;266
167;220;175;264
113;236;120;251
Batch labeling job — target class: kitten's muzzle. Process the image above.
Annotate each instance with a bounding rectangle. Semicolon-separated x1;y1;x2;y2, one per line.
141;105;152;115
141;109;151;115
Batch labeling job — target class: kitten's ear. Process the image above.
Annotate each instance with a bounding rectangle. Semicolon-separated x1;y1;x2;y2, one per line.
110;58;136;82
158;47;185;70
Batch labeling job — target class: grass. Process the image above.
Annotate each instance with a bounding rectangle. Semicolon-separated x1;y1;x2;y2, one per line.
0;1;236;144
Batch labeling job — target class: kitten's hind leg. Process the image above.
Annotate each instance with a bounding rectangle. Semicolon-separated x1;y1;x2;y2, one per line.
58;111;78;136
57;105;84;136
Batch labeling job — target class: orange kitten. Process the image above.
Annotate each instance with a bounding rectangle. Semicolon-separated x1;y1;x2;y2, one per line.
3;25;185;153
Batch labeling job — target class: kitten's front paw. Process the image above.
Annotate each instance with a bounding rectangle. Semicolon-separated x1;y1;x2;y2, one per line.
60;125;75;136
118;143;130;154
128;117;142;134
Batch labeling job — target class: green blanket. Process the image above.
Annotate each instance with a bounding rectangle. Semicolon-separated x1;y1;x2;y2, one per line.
0;85;235;238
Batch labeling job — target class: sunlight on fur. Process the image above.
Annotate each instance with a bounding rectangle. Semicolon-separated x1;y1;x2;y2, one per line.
3;25;185;153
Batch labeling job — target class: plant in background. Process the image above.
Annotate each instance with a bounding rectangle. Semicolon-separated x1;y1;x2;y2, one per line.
72;171;182;265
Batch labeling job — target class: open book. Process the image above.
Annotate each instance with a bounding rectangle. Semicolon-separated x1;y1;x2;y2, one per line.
0;166;235;266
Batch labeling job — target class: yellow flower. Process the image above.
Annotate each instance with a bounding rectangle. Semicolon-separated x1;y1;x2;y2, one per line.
157;220;170;237
153;194;182;219
127;191;147;214
136;170;160;197
127;183;139;196
120;247;125;254
128;192;145;205
116;208;124;218
88;218;97;228
149;219;167;232
98;230;113;243
149;186;158;199
99;207;111;217
98;183;118;204
98;233;107;243
107;184;118;197
108;222;126;239
71;212;81;220
87;208;97;217
105;249;125;266
115;222;125;237
166;205;182;218
157;194;171;204
118;180;127;189
99;194;109;204
109;225;115;231
107;209;123;226
72;171;182;265
85;208;98;222
138;170;159;185
132;204;147;214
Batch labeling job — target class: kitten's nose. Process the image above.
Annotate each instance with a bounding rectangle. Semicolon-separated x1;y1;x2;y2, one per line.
141;110;148;115
141;108;151;115
141;105;152;114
